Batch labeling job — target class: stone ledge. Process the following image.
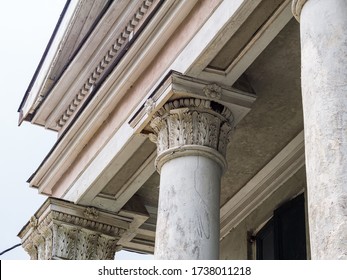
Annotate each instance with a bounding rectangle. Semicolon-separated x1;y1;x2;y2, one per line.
18;198;130;259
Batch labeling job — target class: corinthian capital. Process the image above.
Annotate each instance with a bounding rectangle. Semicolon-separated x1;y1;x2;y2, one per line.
149;98;234;172
18;198;127;260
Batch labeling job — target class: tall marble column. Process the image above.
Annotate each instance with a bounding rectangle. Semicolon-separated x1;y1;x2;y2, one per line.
18;198;126;260
149;98;233;259
293;0;347;259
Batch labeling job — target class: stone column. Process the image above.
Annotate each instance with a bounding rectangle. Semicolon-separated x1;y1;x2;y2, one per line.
149;98;233;259
18;198;127;260
293;0;347;259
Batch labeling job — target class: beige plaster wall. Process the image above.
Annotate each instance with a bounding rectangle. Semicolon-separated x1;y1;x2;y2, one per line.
220;166;306;260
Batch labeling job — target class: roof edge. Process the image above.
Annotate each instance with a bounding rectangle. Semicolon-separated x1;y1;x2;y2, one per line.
17;0;71;124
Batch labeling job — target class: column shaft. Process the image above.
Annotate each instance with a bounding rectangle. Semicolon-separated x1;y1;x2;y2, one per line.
298;0;347;259
155;155;222;259
149;98;233;259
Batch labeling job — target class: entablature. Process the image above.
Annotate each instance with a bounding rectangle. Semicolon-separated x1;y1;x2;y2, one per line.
27;0;201;197
130;72;255;134
21;0;160;133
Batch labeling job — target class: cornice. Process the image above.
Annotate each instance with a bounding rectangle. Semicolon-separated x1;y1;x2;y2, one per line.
17;0;76;124
55;0;155;130
29;0;199;198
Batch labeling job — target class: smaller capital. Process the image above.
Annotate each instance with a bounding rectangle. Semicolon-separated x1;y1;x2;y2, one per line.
292;0;308;22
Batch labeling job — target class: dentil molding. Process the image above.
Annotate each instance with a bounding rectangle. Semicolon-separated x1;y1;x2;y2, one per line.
56;0;155;129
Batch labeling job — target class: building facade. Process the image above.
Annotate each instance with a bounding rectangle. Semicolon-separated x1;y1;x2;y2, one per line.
18;0;347;260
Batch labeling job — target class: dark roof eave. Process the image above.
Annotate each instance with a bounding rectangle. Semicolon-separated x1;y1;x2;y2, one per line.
17;0;71;122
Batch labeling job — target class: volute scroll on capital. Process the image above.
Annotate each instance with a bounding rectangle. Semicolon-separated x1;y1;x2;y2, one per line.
292;0;308;21
148;98;234;173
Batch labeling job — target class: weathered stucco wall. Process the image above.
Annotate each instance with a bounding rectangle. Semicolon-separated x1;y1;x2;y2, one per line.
221;19;303;206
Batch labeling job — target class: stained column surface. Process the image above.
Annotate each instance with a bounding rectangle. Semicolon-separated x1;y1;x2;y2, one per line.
149;98;233;259
155;155;222;259
297;0;347;259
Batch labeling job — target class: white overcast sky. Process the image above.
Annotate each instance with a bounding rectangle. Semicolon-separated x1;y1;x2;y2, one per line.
0;0;151;260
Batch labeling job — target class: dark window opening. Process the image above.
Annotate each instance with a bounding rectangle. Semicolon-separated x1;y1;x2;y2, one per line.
255;194;307;260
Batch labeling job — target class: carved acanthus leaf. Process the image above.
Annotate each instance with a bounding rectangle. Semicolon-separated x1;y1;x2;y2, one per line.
149;98;234;171
19;203;128;260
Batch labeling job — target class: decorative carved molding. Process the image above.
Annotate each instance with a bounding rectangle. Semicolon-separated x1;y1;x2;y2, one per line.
56;0;155;129
292;0;308;21
18;198;128;260
144;98;156;114
203;83;222;100
84;207;99;220
129;72;255;133
149;98;234;172
29;216;38;229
